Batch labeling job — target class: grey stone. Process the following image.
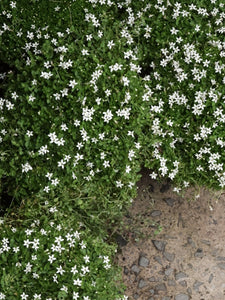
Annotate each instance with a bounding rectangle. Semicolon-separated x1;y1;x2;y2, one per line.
201;239;211;246
131;264;140;274
138;278;147;289
187;237;196;248
217;262;225;270
194;248;203;258
175;294;190;300
175;272;188;281
208;273;214;283
165;267;174;276
154;255;163;265
187;287;192;295
179;280;187;287
133;294;139;300
150;210;162;217
139;255;149;267
155;283;167;292
193;281;203;292
162;297;171;300
216;256;225;261
163;197;174;206
124;266;129;275
168;279;176;286
163;251;175;262
149;276;156;282
149;289;155;295
152;240;166;252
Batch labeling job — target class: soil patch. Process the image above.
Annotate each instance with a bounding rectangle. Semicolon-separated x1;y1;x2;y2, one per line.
115;168;225;300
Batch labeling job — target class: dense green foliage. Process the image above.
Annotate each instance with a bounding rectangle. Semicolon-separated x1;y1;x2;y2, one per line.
0;0;225;298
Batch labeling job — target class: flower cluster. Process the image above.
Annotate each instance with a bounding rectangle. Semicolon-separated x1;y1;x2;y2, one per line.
0;201;125;299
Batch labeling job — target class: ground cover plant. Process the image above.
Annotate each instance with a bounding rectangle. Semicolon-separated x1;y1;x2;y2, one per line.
0;0;225;298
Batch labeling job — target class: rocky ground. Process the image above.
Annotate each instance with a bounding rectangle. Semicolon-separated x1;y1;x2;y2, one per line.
115;168;225;300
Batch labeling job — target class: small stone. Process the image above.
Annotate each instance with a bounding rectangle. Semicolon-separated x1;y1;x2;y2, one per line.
165;267;174;276
162;297;171;300
124;266;129;275
149;289;155;295
152;240;166;252
217;262;225;270
163;251;175;262
154;255;163;265
179;280;187;287
149;276;156;282
187;237;196;248
133;294;139;300
201;239;211;246
187;288;192;295
175;272;188;281
138;278;147;289
163;197;174;206
139;255;149;267
168;279;176;286
194;248;204;258
131;264;140;274
155;283;167;292
150;210;162;217
215;256;225;261
193;281;203;292
208;274;214;284
175;294;190;300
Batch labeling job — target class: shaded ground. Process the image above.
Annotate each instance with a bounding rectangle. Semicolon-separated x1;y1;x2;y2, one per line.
115;168;225;300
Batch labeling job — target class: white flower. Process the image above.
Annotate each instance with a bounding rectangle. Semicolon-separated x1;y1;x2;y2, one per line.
21;293;29;300
56;265;65;275
73;292;79;300
102;109;113;123
82;107;95;121
107;40;115;49
22;162;33;173
73;278;82;286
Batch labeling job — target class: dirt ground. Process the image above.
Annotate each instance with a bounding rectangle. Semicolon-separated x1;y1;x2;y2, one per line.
115;168;225;300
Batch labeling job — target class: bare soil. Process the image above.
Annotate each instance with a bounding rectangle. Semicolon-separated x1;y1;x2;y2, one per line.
115;168;225;300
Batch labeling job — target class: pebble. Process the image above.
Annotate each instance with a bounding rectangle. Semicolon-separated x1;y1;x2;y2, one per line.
187;287;192;295
139;255;149;267
152;240;166;252
165;267;174;276
131;264;140;274
133;294;139;300
194;248;204;258
215;256;225;261
187;237;196;248
179;280;187;287
208;273;214;283
124;266;129;275
217;262;225;270
193;280;203;292
168;279;176;286
154;255;163;265
138;278;147;289
155;283;167;292
149;276;156;282
163;251;175;262
175;294;190;300
175;272;188;281
162;297;171;300
163;197;174;207
150;210;162;217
